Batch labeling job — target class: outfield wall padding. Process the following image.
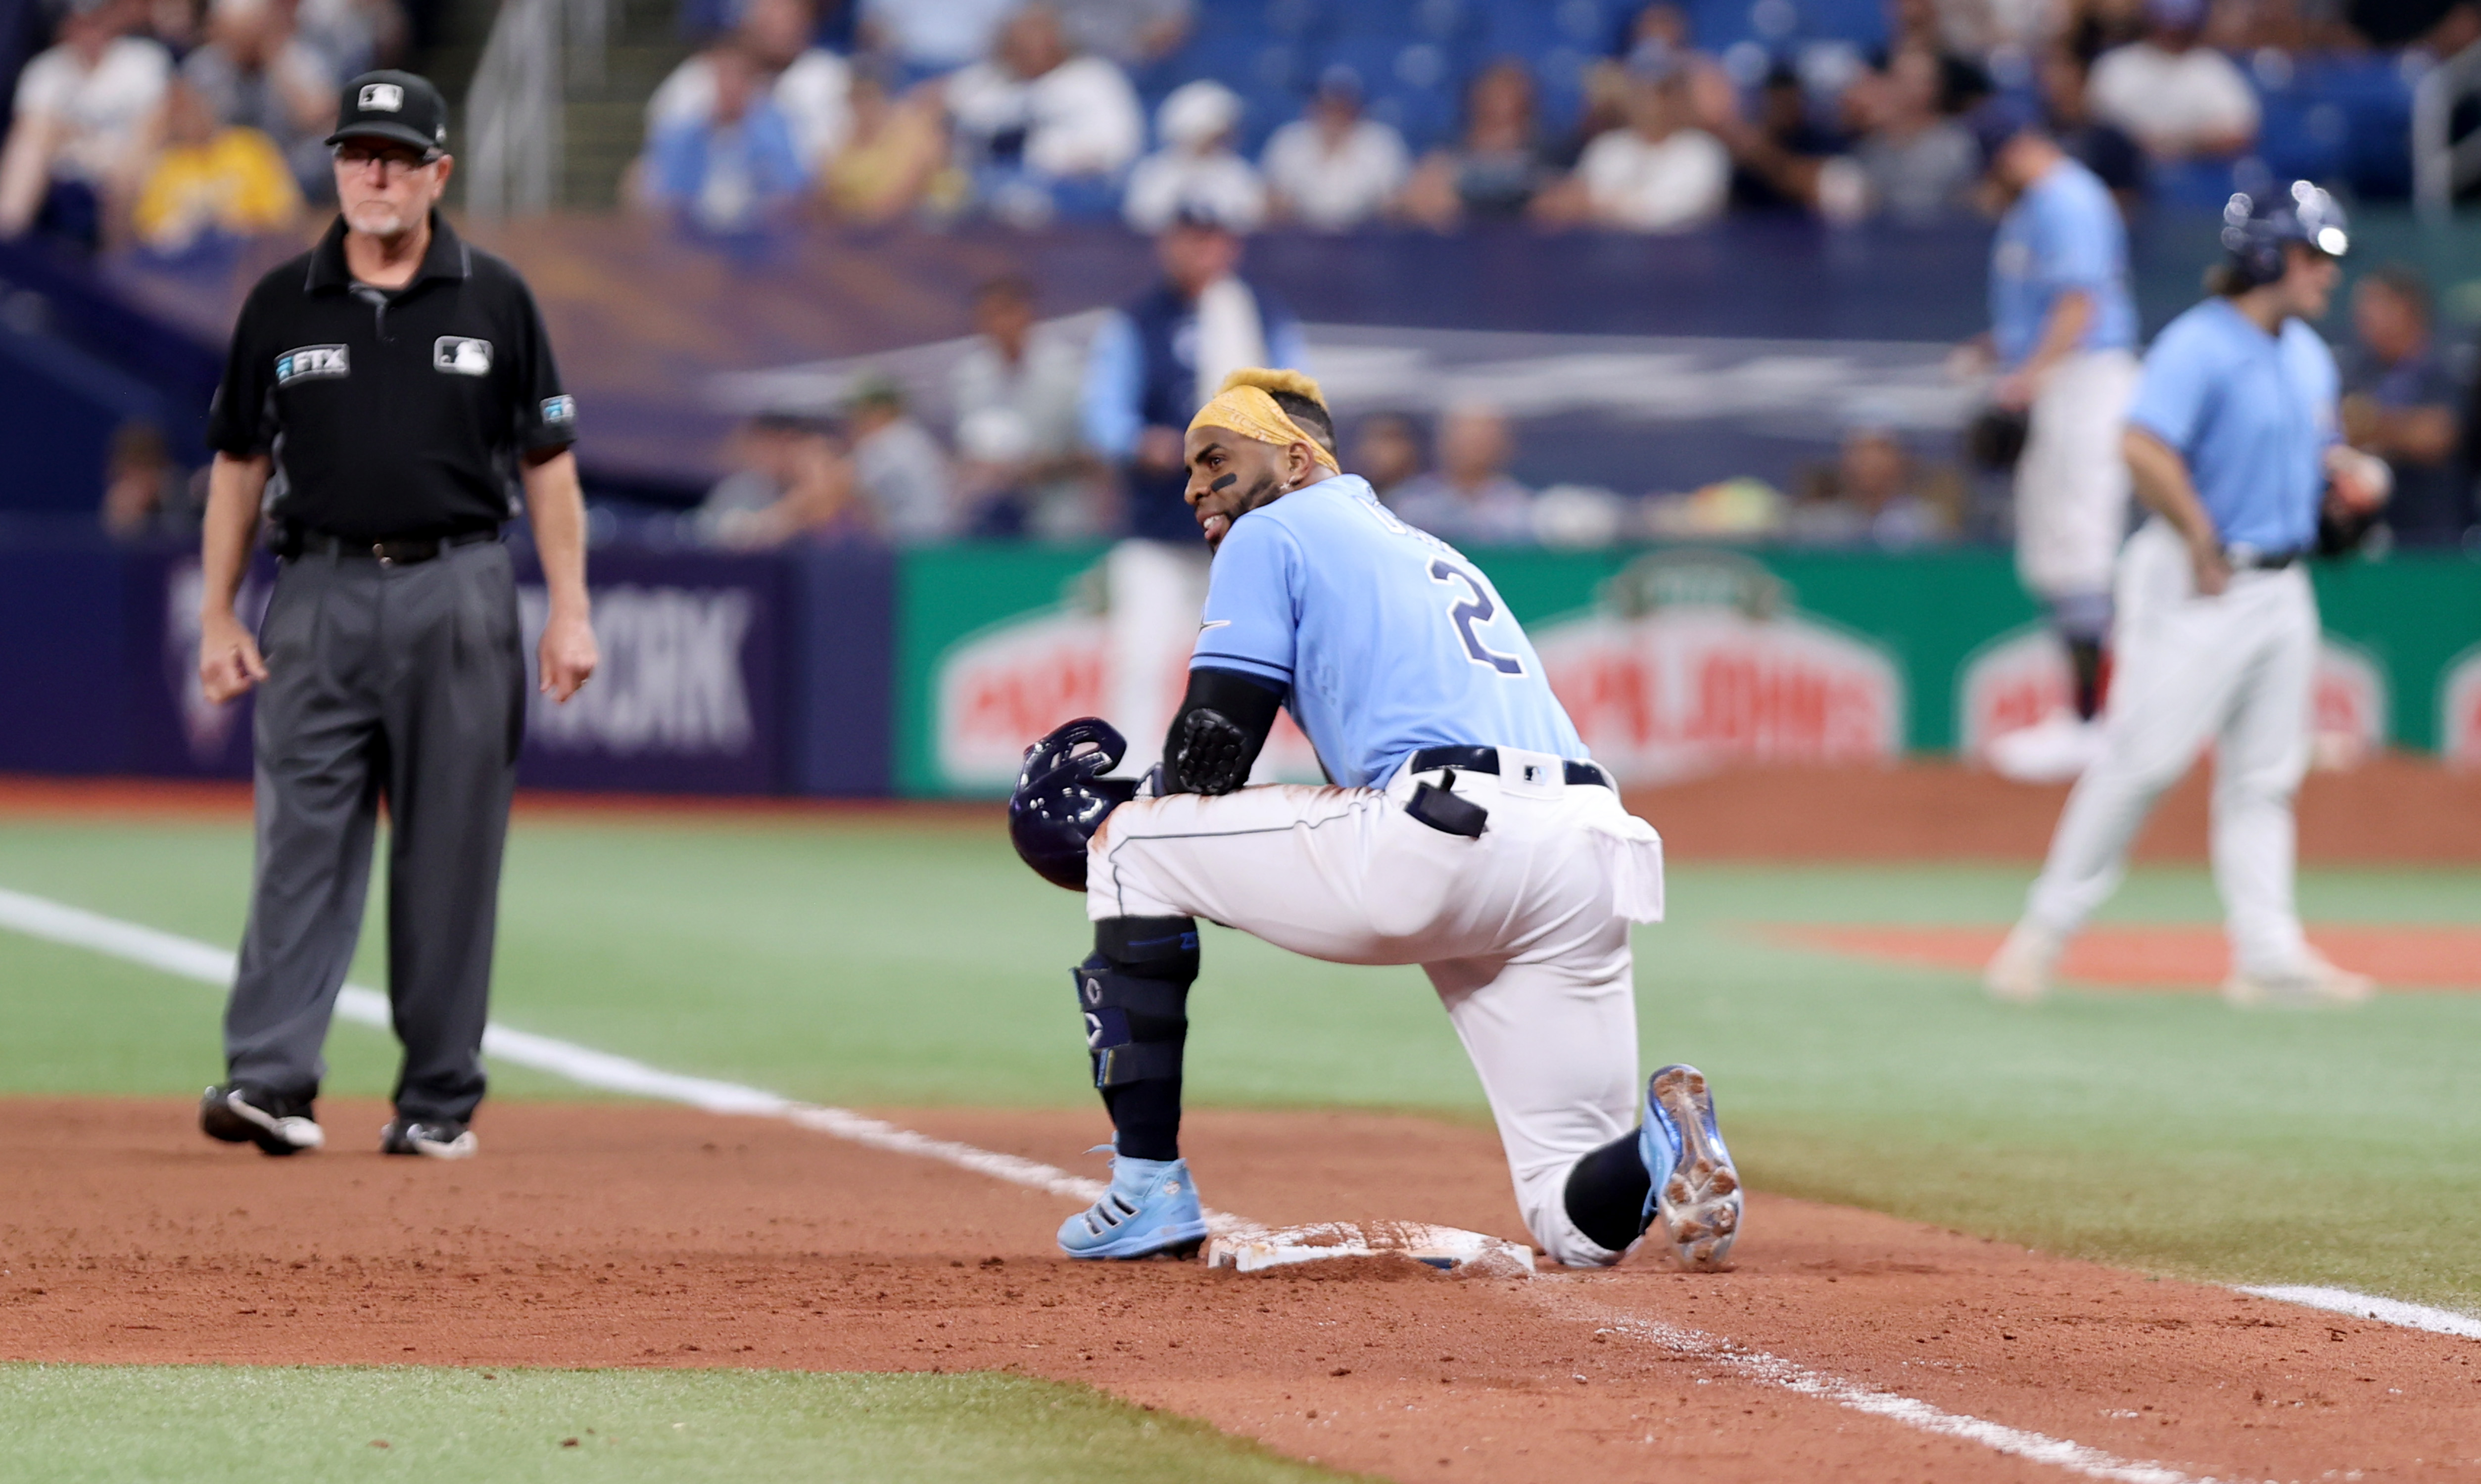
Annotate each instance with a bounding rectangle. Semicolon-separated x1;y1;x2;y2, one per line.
5;537;2474;794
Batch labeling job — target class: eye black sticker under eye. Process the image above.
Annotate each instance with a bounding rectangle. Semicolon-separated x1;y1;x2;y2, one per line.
1209;474;1237;492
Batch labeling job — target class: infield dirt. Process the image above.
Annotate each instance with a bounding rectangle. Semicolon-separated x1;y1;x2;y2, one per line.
4;1098;2476;1483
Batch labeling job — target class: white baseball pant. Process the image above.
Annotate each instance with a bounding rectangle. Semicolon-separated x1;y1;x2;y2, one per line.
1087;752;1666;1267
2023;518;2318;975
2015;348;2140;602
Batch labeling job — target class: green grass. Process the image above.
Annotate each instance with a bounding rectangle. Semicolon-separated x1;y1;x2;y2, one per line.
0;1364;1362;1484
4;816;2480;1312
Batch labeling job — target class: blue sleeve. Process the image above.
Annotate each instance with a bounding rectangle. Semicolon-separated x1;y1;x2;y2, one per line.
2031;190;2113;293
2302;329;2342;447
2127;324;2215;455
1190;513;1299;689
1080;311;1143;460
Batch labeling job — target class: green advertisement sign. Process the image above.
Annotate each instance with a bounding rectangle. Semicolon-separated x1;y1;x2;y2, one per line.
896;542;2481;798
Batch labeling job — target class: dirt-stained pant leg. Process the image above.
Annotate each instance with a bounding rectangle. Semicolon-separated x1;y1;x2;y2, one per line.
224;544;523;1121
1088;766;1643;1266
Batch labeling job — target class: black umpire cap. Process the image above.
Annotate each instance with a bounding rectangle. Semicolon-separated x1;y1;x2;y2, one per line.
327;69;450;157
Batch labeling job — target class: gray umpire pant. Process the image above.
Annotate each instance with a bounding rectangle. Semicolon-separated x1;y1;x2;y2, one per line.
223;540;525;1124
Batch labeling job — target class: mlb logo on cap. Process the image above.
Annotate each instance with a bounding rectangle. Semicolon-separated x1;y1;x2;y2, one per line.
328;69;448;154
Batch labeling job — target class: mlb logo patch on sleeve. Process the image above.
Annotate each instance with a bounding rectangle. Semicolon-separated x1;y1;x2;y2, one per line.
275;345;349;384
540;395;576;423
434;336;493;375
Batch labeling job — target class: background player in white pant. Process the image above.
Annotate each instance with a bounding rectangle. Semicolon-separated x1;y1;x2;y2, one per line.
1009;370;1740;1271
1987;184;2386;1009
1975;107;2142;783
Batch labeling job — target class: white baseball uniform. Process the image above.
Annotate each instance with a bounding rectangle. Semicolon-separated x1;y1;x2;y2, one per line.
2017;297;2340;976
2023;519;2316;971
1991;158;2141;604
2015;348;2140;599
1088;474;1667;1267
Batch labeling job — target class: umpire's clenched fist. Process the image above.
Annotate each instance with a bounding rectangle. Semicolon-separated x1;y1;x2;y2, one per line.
198;607;269;704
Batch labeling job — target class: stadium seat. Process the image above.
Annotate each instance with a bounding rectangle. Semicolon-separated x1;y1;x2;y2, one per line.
1185;0;1331;49
1461;0;1622;140
1526;48;1597;139
1683;0;1886;54
2254;89;2349;187
2238;51;2414;199
1318;35;1463;148
1330;0;1435;40
2306;54;2414;197
1475;0;1618;55
2147;155;2245;213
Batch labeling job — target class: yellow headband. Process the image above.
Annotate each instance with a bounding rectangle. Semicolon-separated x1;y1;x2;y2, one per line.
1187;385;1340;472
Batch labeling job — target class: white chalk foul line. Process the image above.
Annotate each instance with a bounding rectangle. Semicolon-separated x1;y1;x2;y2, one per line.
2235;1285;2481;1342
1568;1303;2232;1484
0;881;2466;1482
0;884;1253;1232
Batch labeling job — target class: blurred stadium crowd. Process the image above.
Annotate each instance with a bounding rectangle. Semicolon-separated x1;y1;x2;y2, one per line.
7;0;2478;551
0;0;393;257
629;0;2447;233
664;246;2468;551
4;0;2463;255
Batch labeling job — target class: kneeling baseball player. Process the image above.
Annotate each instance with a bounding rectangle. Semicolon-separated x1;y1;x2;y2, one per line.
1008;370;1741;1270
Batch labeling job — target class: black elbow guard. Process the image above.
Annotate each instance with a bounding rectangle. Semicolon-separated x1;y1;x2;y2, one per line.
1161;667;1285;795
1171;707;1254;795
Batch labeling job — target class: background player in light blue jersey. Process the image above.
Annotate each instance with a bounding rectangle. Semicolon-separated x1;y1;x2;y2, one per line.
1988;184;2389;1010
1976;107;2144;783
1007;371;1743;1273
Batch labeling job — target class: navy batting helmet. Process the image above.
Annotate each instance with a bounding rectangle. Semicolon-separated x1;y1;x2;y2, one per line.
1008;717;1140;891
2220;181;2349;290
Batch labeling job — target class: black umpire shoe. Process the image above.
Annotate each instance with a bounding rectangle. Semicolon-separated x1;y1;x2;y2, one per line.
199;1083;326;1157
380;1117;478;1160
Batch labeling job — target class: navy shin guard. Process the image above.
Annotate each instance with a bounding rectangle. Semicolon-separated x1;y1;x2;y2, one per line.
1076;917;1198;1161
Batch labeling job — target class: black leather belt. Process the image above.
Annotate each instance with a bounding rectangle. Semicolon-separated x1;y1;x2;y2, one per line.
1408;745;1610;789
2225;546;2305;571
283;527;497;565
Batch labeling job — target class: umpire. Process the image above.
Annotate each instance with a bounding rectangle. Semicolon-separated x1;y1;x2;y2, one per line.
193;70;597;1161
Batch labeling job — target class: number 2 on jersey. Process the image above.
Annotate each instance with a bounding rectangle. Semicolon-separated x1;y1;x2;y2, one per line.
1428;559;1525;676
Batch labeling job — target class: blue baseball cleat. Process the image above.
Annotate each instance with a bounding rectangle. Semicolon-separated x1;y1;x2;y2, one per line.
1639;1064;1743;1271
1057;1154;1211;1260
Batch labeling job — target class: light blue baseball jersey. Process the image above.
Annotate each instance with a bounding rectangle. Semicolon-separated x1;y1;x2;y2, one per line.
1989;159;2137;369
1192;474;1587;789
2126;297;2339;554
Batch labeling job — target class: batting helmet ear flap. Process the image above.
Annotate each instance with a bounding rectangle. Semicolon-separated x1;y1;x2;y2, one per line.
1009;717;1140;891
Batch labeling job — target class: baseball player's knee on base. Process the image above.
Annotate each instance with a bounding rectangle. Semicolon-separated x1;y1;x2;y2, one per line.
1076;916;1200;1161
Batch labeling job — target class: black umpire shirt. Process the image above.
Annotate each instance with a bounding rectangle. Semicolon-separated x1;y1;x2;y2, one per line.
207;211;577;542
